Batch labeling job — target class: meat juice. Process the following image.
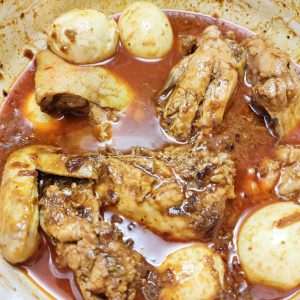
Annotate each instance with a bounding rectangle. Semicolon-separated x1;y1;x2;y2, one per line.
0;11;299;300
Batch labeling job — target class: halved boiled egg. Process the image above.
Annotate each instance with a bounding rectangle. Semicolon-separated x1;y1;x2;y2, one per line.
157;245;225;300
23;93;61;131
237;201;300;290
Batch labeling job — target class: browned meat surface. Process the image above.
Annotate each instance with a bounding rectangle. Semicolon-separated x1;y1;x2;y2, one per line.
89;104;120;142
0;142;234;265
255;145;300;202
40;177;160;300
242;36;300;138
0;145;100;264
157;25;246;142
178;35;197;56
97;145;235;241
273;145;300;202
35;50;131;141
40;179;99;242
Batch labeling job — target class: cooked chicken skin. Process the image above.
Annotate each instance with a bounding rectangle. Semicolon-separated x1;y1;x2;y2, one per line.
157;25;246;142
0;142;234;299
0;148;39;264
97;145;235;241
274;145;300;201
242;36;300;138
36;50;131;113
0;145;99;264
40;178;160;300
40;180;99;242
35;50;132;141
0;144;234;261
255;145;300;202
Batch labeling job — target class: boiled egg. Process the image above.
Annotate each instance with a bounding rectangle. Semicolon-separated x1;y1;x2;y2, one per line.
158;245;225;300
237;201;300;290
118;1;173;59
48;9;119;64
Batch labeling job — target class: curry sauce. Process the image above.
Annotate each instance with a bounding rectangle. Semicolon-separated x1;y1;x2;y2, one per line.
0;11;299;300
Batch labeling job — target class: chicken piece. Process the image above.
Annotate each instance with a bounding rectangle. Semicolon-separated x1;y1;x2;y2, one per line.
39;178;100;242
0;142;234;262
0;145;99;264
242;36;300;138
35;50;132;141
56;234;159;300
35;50;131;112
178;35;197;56
256;158;280;191
157;25;246;142
274;145;300;201
97;145;235;241
258;145;300;202
89;103;120;142
40;178;161;300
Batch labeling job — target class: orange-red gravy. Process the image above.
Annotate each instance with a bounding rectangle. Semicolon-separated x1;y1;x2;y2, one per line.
0;10;299;300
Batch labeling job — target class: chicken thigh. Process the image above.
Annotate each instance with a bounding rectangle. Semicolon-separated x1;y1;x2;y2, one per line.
40;177;160;300
97;145;235;241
